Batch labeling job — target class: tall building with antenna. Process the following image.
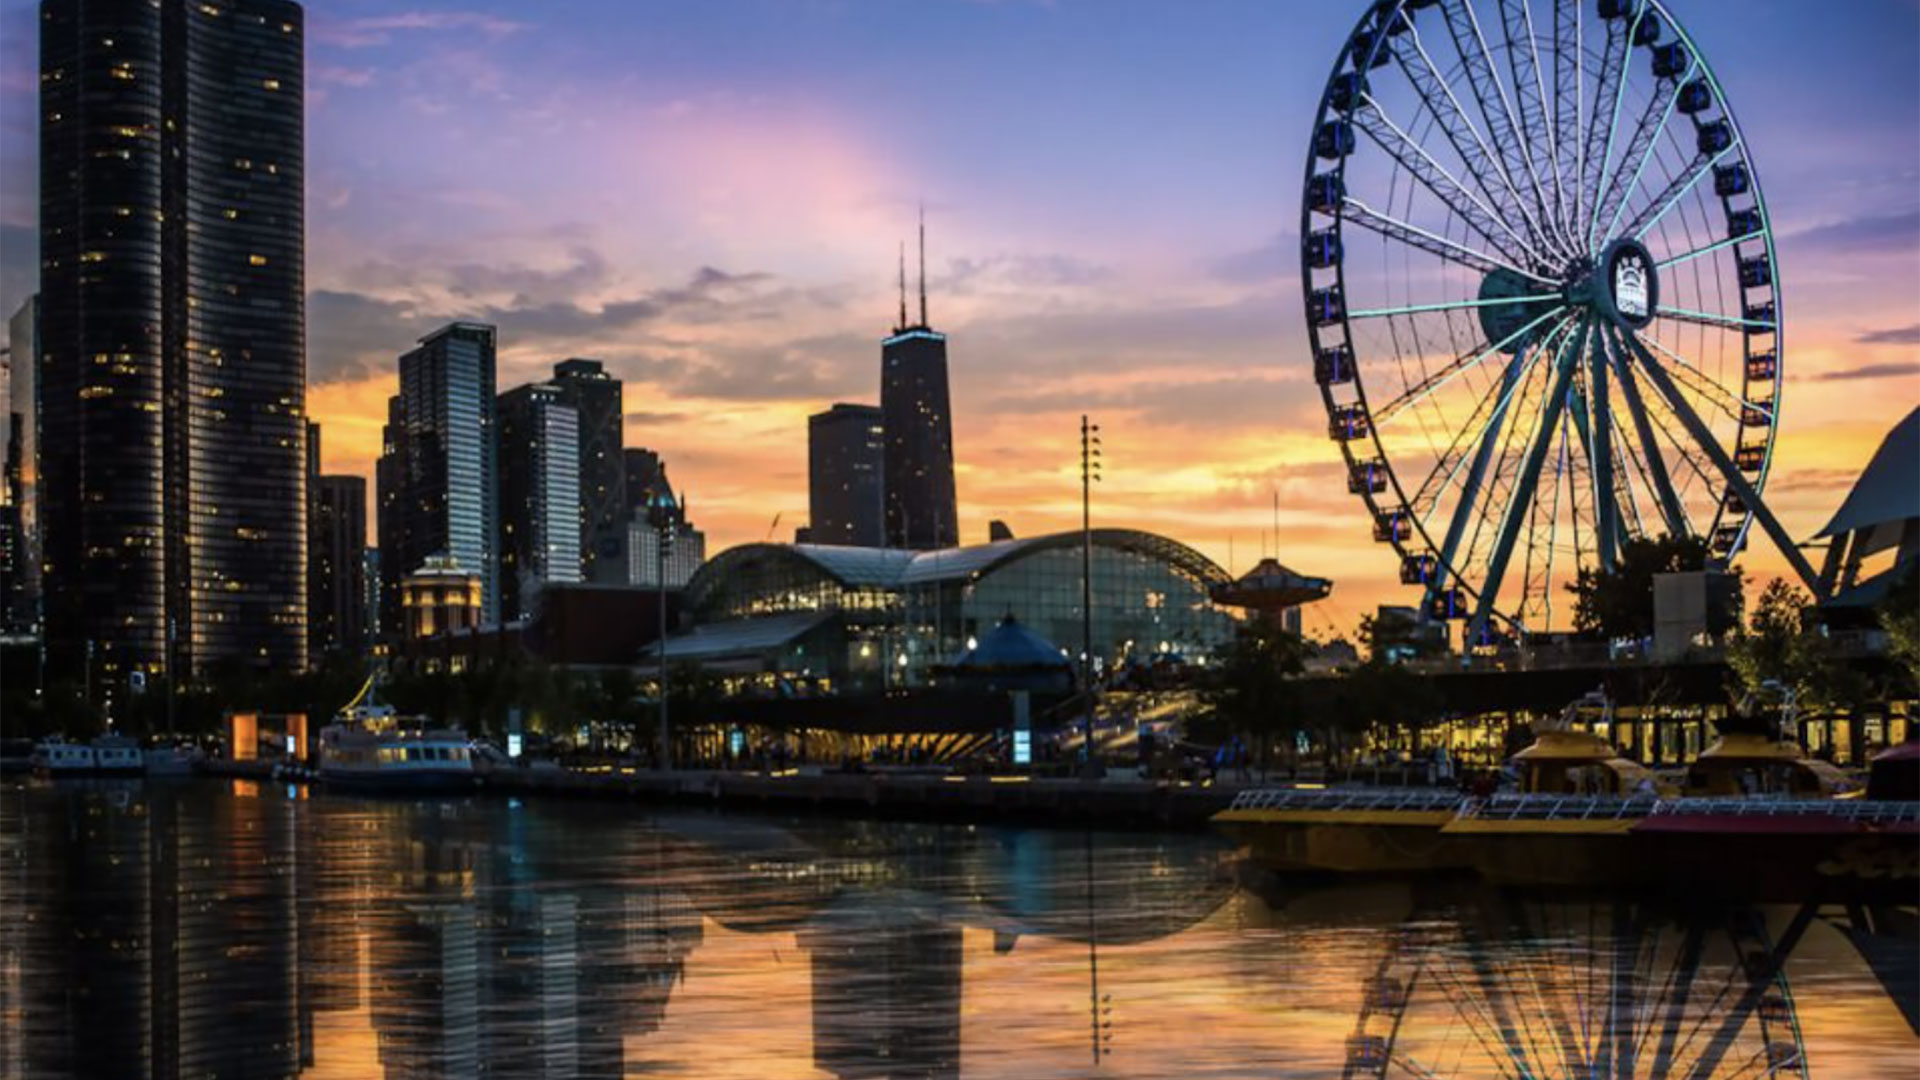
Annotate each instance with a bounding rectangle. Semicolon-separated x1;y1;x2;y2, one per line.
880;212;959;550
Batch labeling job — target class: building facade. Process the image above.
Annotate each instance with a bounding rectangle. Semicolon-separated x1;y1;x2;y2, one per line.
660;529;1237;691
624;447;704;587
497;382;582;622
808;403;884;548
880;328;958;550
3;297;35;634
379;322;499;626
400;554;483;640
39;0;309;677
310;475;367;657
549;359;626;584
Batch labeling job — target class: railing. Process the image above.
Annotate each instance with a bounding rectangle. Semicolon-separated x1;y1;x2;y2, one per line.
1226;788;1467;812
1228;788;1920;825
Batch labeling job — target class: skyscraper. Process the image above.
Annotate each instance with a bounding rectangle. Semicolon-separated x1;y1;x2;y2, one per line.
7;297;39;634
39;0;307;677
307;425;367;658
549;359;626;584
808;403;885;547
623;448;705;588
881;222;958;549
375;395;408;638
497;382;582;622
379;323;500;625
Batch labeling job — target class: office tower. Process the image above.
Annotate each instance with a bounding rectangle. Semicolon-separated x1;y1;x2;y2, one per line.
310;475;368;657
549;359;626;584
808;403;884;547
881;221;958;549
0;337;14;631
497;382;582;622
39;0;307;677
375;396;407;637
380;323;500;625
623;448;705;588
4;297;34;633
362;548;382;639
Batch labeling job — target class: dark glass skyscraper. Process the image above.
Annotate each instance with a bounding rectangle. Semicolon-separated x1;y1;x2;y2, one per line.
808;403;884;547
497;381;581;622
378;322;500;626
39;0;307;677
880;234;958;550
549;358;626;584
309;426;366;658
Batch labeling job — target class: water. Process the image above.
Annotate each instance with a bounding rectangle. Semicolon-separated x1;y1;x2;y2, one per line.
0;781;1912;1079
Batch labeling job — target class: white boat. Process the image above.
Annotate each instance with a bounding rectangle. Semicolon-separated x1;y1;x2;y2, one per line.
31;737;96;777
317;676;477;794
92;734;145;776
144;744;205;778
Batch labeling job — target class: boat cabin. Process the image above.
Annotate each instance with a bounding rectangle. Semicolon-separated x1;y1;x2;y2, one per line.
1683;732;1854;798
1511;730;1668;796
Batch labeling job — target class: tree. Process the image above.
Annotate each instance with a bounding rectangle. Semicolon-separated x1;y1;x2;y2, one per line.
1568;533;1739;640
1358;608;1447;663
1876;561;1920;697
1727;578;1864;711
1193;623;1308;747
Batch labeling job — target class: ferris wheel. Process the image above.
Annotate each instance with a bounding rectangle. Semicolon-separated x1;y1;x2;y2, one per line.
1342;896;1810;1079
1302;0;1821;640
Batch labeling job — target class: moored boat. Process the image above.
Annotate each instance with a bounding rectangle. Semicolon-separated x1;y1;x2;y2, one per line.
91;734;145;776
30;737;96;777
317;676;478;794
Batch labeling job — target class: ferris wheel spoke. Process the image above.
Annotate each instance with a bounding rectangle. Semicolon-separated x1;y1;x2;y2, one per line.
1469;318;1589;635
1618;329;1823;594
1353;98;1542;266
1678;905;1817;1080
1377;25;1554;262
1636;333;1750;423
1578;2;1638;234
1592;57;1694;253
1437;0;1564;255
1374;303;1569;426
1626;142;1739;241
1606;328;1692;538
1348;293;1557;320
1495;0;1569;247
1342;197;1554;281
1552;0;1585;238
1655;230;1765;271
1653;304;1772;333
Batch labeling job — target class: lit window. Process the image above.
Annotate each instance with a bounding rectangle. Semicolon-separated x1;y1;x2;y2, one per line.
262;78;280;91
248;254;268;266
223;208;239;220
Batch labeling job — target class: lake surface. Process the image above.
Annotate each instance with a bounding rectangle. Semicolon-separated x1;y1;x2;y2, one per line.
0;780;1913;1078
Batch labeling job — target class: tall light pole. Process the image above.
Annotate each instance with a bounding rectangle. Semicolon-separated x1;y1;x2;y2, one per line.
1080;416;1100;772
652;493;676;769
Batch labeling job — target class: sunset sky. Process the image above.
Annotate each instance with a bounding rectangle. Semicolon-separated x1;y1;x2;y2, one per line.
1;0;1915;636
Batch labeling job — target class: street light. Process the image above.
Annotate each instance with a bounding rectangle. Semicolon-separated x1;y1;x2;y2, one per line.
1080;415;1101;776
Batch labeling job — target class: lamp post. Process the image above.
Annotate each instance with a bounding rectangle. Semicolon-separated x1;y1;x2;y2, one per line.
652;496;676;770
1080;416;1101;774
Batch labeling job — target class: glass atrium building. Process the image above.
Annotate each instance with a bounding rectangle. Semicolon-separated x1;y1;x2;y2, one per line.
659;529;1237;692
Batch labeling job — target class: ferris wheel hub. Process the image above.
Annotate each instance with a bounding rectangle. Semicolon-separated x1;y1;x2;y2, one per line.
1595;237;1661;331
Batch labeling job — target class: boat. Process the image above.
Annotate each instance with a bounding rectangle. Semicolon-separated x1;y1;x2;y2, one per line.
144;743;205;778
91;734;145;776
30;737;96;777
316;675;478;794
1215;692;1915;899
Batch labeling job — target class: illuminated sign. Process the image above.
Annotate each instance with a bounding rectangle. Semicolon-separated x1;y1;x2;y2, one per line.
1601;238;1658;330
1613;252;1648;320
1013;730;1032;766
507;733;523;758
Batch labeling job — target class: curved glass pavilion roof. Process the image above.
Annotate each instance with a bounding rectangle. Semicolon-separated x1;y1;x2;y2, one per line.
685;528;1230;611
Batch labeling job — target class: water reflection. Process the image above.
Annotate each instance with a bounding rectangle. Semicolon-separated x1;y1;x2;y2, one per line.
0;782;1911;1078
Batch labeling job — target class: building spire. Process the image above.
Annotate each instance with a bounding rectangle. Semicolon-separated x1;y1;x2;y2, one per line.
897;240;908;333
917;202;928;328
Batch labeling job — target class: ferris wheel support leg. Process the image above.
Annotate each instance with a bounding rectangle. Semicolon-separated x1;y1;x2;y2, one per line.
1606;329;1691;540
1619;331;1826;599
1680;902;1818;1080
1587;339;1619;571
1434;344;1534;609
1568;387;1625;573
1470;322;1589;641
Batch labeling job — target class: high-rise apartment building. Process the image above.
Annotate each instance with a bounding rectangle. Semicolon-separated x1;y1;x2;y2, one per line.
497;382;581;622
623;448;705;588
39;0;308;677
808;403;885;547
378;323;500;626
2;297;36;634
310;475;367;657
881;226;958;550
549;359;626;584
